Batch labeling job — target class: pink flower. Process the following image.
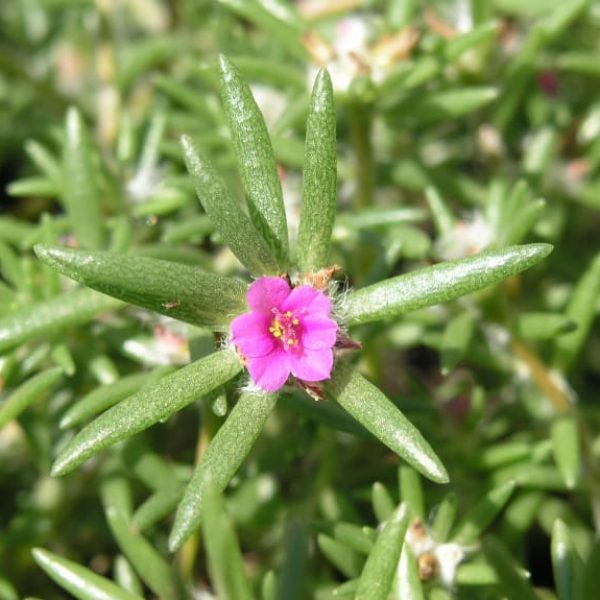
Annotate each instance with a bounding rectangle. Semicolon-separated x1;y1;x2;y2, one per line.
230;277;338;392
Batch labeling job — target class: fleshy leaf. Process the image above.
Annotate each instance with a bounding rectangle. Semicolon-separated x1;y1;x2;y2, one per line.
202;486;255;600
51;351;241;476
62;107;105;249
169;389;277;551
297;69;337;272
219;54;289;268
343;244;553;325
356;504;409;600
0;367;63;431
34;245;247;331
0;288;122;353
32;547;143;600
326;363;449;484
181;135;280;275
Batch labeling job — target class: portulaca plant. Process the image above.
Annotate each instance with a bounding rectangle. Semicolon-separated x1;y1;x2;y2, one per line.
32;56;552;563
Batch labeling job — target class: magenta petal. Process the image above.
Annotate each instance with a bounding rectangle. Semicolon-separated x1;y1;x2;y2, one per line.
290;348;334;382
247;277;291;313
247;349;291;392
230;312;275;358
301;314;338;350
281;285;331;315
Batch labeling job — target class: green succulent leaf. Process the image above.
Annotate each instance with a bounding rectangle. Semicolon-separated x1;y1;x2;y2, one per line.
482;537;540;600
343;244;553;325
62;108;105;249
452;481;516;545
34;245;247;331
181;135;280;275
102;480;184;600
219;55;289;268
551;519;583;600
32;547;143;600
396;544;424;600
0;288;122;353
60;367;174;429
0;367;63;431
553;252;600;371
297;69;337;272
202;486;255;600
51;350;242;476
356;504;409;600
551;415;581;489
327;363;449;484
169;389;277;551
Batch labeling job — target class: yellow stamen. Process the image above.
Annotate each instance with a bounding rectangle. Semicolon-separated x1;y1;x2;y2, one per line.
292;318;299;325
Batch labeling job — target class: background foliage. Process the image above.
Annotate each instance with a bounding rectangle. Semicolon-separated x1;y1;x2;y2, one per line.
1;0;600;598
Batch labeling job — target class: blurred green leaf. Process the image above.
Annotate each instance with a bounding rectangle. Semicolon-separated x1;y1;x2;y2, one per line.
551;519;583;600
0;288;122;353
62;107;105;249
452;481;515;545
102;479;184;600
553;253;600;371
202;486;255;600
551;415;581;490
0;367;62;431
32;548;143;600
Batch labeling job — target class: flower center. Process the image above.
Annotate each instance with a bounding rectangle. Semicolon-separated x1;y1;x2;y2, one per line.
269;309;300;351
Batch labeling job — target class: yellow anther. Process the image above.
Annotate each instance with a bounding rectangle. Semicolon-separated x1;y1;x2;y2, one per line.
292;318;299;325
286;311;292;317
273;331;282;338
288;339;296;345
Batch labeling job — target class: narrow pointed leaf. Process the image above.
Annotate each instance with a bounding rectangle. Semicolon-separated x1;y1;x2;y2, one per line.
327;364;448;483
169;389;277;551
317;534;362;579
61;367;174;429
219;55;289;267
452;481;515;545
114;556;144;597
431;492;458;543
343;244;553;325
551;519;583;600
297;69;337;272
102;483;184;600
553;253;600;371
482;537;540;600
372;482;395;522
181;135;279;274
399;466;425;520
396;544;424;600
202;486;255;600
32;548;143;600
0;288;122;353
551;415;581;489
34;245;247;331
0;367;63;430
51;351;241;476
63;108;105;249
356;504;409;600
517;312;577;341
133;487;183;531
441;312;475;374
